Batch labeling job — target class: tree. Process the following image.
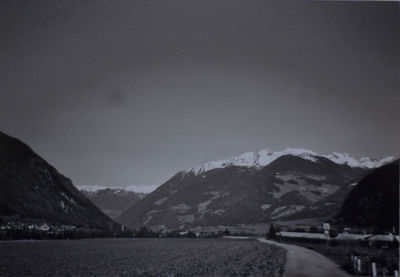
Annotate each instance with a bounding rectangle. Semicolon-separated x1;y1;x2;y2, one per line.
267;224;277;240
294;227;306;233
329;229;338;238
136;226;154;237
309;226;319;233
223;229;231;236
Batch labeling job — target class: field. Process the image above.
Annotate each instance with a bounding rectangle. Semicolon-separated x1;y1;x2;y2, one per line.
0;238;286;276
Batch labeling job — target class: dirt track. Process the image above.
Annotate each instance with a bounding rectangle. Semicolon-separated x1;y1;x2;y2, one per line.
258;238;350;277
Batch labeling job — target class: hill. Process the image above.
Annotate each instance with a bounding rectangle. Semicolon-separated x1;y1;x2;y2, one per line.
0;131;116;230
336;159;399;230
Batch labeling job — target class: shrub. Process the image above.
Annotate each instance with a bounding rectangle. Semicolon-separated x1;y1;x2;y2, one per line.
294;228;306;233
135;226;158;238
329;229;338;238
310;226;319;233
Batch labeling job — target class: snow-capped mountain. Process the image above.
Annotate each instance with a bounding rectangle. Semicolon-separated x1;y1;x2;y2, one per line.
118;149;387;230
325;153;394;169
185;148;393;175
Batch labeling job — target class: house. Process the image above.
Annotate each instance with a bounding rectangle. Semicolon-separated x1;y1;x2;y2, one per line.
363;234;400;248
39;224;50;231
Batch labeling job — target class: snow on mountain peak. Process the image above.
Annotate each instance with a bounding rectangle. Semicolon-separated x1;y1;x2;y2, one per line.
185;148;394;175
322;152;360;168
358;156;394;168
186;148;318;175
322;153;394;169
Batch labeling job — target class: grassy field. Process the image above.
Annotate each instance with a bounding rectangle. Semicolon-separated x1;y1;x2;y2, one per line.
0;238;285;276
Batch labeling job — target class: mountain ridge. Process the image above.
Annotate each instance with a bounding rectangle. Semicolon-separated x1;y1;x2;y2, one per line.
0;131;116;230
184;148;394;175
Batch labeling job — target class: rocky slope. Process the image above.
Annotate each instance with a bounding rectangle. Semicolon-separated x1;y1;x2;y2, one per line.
0;131;116;230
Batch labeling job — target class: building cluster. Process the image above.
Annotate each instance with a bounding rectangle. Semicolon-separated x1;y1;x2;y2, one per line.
0;221;77;233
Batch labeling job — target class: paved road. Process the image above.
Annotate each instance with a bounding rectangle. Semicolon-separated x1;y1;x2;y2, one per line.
258;238;350;277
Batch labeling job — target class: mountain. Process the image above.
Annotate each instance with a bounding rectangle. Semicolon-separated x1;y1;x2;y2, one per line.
118;149;391;230
80;188;147;219
185;148;392;174
336;159;399;230
0;131;116;230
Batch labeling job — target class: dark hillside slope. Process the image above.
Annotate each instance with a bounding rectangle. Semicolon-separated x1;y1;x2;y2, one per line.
336;159;399;230
0;131;116;230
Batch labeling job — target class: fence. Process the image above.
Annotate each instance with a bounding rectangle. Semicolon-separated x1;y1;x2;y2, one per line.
350;253;399;276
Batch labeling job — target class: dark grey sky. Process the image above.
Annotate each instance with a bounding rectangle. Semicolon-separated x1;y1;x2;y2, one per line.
0;0;399;188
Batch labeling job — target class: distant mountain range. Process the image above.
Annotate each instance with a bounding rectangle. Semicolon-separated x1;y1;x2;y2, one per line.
118;149;393;230
336;159;399;230
0;131;116;230
1;129;395;233
80;188;147;219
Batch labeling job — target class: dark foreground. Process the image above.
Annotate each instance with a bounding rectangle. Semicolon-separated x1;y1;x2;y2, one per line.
0;238;285;277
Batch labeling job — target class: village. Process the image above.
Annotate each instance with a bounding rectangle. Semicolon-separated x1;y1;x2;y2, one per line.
0;219;116;240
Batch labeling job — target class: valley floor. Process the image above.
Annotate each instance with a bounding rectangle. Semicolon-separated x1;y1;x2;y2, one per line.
0;238;285;277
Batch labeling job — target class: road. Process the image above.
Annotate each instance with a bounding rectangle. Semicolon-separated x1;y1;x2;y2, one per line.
258;238;350;277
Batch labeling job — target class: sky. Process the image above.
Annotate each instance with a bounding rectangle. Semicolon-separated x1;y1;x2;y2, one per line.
0;0;399;191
